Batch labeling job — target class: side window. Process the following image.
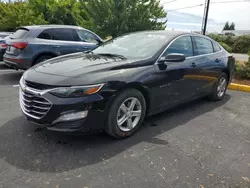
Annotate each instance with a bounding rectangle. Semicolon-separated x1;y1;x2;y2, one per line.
213;42;221;52
76;29;98;44
164;36;193;57
37;29;52;40
193;37;214;55
51;29;76;41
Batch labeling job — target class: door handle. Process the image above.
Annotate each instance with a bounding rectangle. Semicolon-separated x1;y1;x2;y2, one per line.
191;62;197;67
215;58;221;63
53;46;61;49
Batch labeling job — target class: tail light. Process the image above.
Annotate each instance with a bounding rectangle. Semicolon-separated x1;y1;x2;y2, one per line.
11;42;28;50
0;43;7;49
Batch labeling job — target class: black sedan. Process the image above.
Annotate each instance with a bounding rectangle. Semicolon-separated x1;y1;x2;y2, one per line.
20;31;235;138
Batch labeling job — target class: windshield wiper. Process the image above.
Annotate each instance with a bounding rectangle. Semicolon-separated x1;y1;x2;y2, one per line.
96;53;127;60
84;50;94;54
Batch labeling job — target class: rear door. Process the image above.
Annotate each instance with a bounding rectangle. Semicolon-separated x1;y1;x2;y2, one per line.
191;36;222;94
48;28;79;55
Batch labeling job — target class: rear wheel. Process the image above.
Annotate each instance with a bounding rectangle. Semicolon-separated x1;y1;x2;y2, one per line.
209;73;228;101
105;89;146;138
34;55;54;65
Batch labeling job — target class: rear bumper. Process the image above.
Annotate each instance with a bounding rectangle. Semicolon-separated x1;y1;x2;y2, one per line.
3;54;32;70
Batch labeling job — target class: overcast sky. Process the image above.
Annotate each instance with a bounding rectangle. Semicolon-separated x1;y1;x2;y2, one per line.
2;0;250;32
161;0;250;32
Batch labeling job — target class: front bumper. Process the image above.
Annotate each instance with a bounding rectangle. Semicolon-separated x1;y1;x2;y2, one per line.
19;86;106;133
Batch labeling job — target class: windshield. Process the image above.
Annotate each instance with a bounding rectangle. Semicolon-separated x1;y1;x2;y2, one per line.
93;32;169;59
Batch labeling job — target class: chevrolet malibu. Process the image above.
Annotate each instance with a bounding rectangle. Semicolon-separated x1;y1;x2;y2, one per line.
19;31;235;138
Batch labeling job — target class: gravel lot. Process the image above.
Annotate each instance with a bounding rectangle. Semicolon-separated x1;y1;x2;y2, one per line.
0;62;250;188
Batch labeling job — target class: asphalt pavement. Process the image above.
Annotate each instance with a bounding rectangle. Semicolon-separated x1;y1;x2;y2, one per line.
0;62;250;188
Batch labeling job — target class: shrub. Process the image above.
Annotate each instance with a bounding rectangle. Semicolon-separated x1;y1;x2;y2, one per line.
208;34;250;54
248;51;250;63
232;35;250;53
219;42;232;53
234;61;250;79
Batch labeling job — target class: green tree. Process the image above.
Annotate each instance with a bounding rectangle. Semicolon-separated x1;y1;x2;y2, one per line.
229;22;235;30
28;0;88;26
0;2;46;31
223;21;235;31
223;21;230;30
81;0;167;38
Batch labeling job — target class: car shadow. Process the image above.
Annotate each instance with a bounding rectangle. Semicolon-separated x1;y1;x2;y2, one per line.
0;70;23;85
0;95;231;173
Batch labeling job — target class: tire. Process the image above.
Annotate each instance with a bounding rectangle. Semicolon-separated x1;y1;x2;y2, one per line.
105;89;146;139
34;55;54;65
209;73;228;101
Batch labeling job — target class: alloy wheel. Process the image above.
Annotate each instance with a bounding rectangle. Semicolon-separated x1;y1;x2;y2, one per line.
217;77;227;97
117;97;142;132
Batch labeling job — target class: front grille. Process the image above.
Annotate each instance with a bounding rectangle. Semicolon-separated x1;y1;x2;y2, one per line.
19;89;52;119
25;80;56;90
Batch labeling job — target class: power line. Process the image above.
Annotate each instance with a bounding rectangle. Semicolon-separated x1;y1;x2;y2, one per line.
165;0;249;12
161;0;178;5
166;4;204;12
211;0;250;3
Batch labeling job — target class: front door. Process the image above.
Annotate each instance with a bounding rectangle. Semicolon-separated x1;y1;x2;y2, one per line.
74;29;100;52
151;36;200;111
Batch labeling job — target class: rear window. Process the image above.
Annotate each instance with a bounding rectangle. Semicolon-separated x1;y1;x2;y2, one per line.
11;29;29;39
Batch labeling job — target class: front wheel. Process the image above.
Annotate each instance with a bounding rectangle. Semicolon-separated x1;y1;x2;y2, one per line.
209;73;228;101
105;89;146;139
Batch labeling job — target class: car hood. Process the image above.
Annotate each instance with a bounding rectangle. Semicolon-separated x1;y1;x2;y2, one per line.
24;52;149;86
33;52;137;77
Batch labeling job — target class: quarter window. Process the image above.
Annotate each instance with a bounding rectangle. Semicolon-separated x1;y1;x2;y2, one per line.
164;36;193;57
213;42;221;52
193;37;214;55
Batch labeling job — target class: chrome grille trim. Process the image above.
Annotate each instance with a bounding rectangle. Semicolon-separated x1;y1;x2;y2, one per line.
19;85;52;120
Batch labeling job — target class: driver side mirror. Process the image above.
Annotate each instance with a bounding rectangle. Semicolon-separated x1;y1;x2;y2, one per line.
96;38;104;45
159;53;186;63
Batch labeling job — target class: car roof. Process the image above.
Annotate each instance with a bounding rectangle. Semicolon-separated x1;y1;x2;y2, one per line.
132;30;207;38
19;25;85;30
128;30;213;42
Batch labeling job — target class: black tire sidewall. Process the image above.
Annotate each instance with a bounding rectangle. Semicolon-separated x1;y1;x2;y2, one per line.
105;89;146;138
211;73;228;100
34;55;53;65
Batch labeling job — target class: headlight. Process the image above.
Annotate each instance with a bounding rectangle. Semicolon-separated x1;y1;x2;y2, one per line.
49;83;104;98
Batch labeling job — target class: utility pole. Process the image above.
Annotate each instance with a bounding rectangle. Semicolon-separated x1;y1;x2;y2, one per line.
201;0;210;35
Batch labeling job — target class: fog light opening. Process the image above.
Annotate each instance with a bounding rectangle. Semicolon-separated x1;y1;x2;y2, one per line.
53;110;88;124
